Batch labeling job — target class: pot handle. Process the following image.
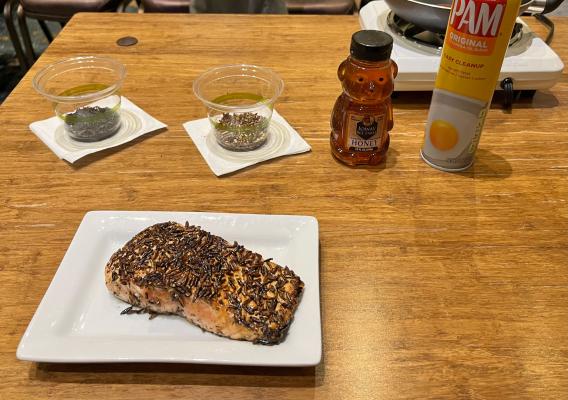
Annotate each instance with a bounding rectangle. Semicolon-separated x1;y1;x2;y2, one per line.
544;0;564;13
527;0;564;14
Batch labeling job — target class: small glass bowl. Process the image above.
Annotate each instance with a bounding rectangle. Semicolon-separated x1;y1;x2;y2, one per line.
33;56;126;142
193;64;284;151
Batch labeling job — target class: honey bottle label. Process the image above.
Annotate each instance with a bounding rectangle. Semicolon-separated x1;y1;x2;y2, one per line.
346;113;384;152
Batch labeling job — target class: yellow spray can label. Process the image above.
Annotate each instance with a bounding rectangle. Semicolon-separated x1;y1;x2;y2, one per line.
421;0;521;171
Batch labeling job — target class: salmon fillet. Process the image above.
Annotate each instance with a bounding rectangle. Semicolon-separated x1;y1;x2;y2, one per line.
105;221;304;344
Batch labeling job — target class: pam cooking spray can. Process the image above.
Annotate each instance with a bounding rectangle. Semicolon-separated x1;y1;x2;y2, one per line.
421;0;521;171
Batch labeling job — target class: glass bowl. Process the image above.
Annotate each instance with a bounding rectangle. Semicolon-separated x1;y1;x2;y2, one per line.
33;56;126;142
193;64;284;151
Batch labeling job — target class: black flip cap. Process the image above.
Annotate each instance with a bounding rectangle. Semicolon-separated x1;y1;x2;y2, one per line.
350;30;393;62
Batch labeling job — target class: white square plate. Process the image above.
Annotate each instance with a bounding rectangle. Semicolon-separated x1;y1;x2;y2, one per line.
17;211;321;366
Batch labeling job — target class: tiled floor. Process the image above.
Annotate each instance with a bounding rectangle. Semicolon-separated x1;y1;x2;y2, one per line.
0;18;60;101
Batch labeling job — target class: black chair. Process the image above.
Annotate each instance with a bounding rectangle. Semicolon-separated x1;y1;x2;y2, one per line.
141;0;187;12
286;0;354;14
14;0;126;68
140;0;355;14
3;0;28;69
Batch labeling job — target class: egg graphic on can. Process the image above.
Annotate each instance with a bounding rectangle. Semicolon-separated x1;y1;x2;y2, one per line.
422;89;488;170
429;119;459;151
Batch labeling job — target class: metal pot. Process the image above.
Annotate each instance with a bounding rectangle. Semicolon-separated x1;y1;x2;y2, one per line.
384;0;565;34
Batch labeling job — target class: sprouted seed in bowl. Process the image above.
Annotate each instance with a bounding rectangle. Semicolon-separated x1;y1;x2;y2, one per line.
62;105;121;142
212;112;270;151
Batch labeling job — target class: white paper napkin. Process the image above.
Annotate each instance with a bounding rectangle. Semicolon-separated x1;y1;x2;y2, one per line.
29;97;167;163
183;110;311;176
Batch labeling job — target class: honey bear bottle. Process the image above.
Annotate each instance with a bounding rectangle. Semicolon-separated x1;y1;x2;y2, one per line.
330;30;397;166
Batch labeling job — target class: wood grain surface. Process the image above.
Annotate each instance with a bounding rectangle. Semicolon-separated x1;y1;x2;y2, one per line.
1;13;567;400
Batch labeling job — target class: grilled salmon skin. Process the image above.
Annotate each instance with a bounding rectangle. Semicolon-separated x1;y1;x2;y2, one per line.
105;222;304;344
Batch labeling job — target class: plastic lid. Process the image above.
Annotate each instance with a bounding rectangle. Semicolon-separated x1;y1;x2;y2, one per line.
350;30;393;62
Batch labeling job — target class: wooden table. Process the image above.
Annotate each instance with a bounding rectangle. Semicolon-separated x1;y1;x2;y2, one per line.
1;13;567;399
